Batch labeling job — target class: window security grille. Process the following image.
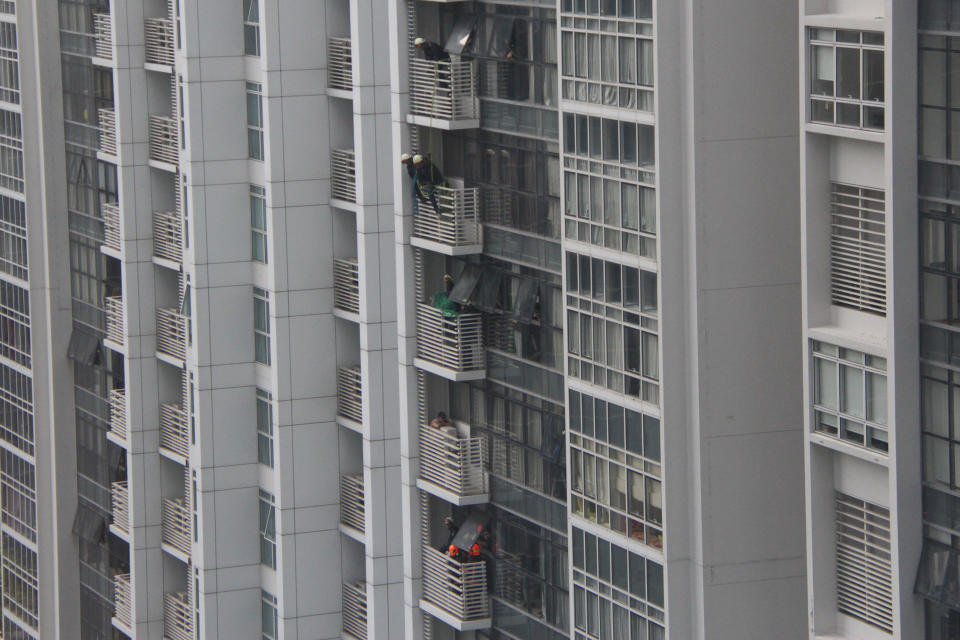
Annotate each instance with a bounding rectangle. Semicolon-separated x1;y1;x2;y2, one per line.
835;491;893;632
830;183;886;315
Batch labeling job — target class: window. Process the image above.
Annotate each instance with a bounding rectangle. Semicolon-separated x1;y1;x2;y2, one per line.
0;279;30;367
243;0;260;56
258;490;276;568
1;531;38;629
809;28;884;130
830;183;886;315
835;492;892;632
261;589;278;640
571;527;665;640
0;22;19;105
246;82;264;160
256;388;273;467
0;448;35;541
0;109;23;192
920;363;960;491
250;185;267;263
812;341;887;452
0;194;27;280
569;390;661;548
253;287;270;365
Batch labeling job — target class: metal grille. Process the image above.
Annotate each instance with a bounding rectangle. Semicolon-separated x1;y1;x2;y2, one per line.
830;183;886;315
342;581;368;640
328;37;353;91
331;148;357;204
340;474;365;534
419;426;487;498
108;388;127;442
113;573;132;629
409;59;478;122
160;402;189;458
149;115;179;166
98;108;117;155
153;209;183;263
164;589;193;640
333;258;360;315
111;481;129;534
105;295;124;346
93;12;112;60
412;186;481;248
337;366;363;425
156;307;187;362
421;545;490;622
835;491;892;633
162;497;191;556
101;202;121;253
144;17;175;67
415;303;484;373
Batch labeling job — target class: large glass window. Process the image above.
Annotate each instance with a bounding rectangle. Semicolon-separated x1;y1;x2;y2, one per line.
256;388;273;467
0;279;30;367
250;184;267;263
258;489;276;568
243;0;260;56
0;22;19;105
0;194;27;281
0;109;23;192
261;589;278;640
809;28;885;130
253;287;270;365
246;82;264;160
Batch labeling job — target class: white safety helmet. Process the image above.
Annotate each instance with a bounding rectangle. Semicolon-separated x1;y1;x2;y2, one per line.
413;154;424;164
400;153;411;162
414;37;425;47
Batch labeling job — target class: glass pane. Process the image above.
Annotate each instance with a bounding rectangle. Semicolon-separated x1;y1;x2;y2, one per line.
837;101;861;126
836;47;861;99
814;357;838;409
840;364;864;418
863;49;884;102
618;38;637;84
866;371;887;425
811;45;835;95
811;99;834;123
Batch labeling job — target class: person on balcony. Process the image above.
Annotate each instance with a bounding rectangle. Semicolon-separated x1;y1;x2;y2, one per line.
414;37;450;62
432;273;459;318
413;154;445;216
443;516;460;546
430;411;452;429
400;153;419;207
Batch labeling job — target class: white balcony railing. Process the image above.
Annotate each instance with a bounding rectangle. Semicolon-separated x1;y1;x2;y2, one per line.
164;590;193;640
153;210;184;264
421;545;490;624
109;388;127;442
415;303;484;374
99;108;117;156
114;573;132;629
156;307;187;362
413;185;481;248
161;497;191;557
340;474;365;534
331;148;356;204
111;481;130;534
328;37;353;92
409;59;479;123
333;258;360;315
149;115;179;166
93;12;113;60
160;402;190;458
144;17;175;67
337;366;363;425
105;296;124;346
419;425;488;499
102;202;121;253
342;581;368;640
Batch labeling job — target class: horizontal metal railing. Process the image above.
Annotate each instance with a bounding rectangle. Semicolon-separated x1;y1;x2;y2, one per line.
108;388;127;442
156;307;187;362
415;303;484;373
337;366;363;425
342;581;368;640
93;12;113;60
333;258;360;315
111;481;130;534
148;115;179;165
409;58;478;122
144;17;175;67
113;573;132;629
101;202;121;253
331;148;356;204
153;210;183;264
421;544;490;623
413;185;481;248
419;425;488;499
99;108;117;156
164;590;193;640
160;402;189;458
328;37;353;92
340;473;365;534
105;296;124;346
161;497;191;556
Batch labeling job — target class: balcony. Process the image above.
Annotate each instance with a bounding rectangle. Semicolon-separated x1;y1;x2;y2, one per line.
93;11;113;61
153;209;184;266
339;474;365;540
164;590;193;640
337;366;363;430
161;497;191;558
144;17;175;68
156;307;187;364
113;573;133;632
408;59;479;129
333;258;360;318
327;37;353;94
420;545;491;631
159;403;189;461
417;426;488;505
105;296;124;348
411;184;482;255
342;581;368;640
99;108;117;156
108;388;127;443
111;481;130;536
331;148;356;206
101;202;121;254
414;303;485;381
148;115;179;168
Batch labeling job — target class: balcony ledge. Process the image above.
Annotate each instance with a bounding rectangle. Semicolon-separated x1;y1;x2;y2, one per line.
148;158;178;173
416;478;489;507
161;541;191;564
103;337;125;356
145;61;174;74
92;56;114;68
111;617;133;636
330;197;359;213
336;414;363;435
419;599;491;631
338;522;366;544
108;523;130;542
414;357;485;382
156;350;185;368
328;87;354;101
105;430;127;448
159;445;188;466
152;255;182;271
410;235;482;257
100;244;122;260
406;113;480;131
333;307;360;323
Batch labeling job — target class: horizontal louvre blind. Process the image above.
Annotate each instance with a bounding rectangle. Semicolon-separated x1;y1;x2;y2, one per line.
835;491;893;633
830;183;886;315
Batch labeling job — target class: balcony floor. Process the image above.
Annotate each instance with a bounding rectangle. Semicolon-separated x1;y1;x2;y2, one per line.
416;478;489;507
419;599;491;632
406;113;480;131
414;357;485;382
410;235;482;257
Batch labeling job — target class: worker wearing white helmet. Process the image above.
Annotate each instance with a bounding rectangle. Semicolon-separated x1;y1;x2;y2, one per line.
400;153;415;180
412;154;444;216
413;36;449;62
